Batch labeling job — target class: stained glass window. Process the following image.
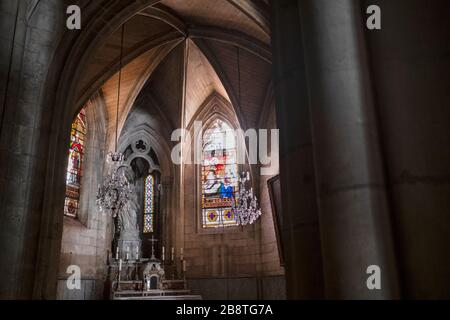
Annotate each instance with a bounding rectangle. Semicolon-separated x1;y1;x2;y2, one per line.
201;119;239;228
144;175;155;233
64;109;87;218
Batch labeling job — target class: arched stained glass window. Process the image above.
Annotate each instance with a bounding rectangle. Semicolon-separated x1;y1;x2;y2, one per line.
144;174;155;233
201;119;239;228
64;108;87;217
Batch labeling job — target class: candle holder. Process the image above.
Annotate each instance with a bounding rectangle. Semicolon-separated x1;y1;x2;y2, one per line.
135;261;139;282
115;245;120;261
182;260;187;290
117;259;122;292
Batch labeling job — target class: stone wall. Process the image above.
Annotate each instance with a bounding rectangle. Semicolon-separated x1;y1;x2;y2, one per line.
57;217;110;300
56;278;97;300
258;174;284;276
257;108;284;277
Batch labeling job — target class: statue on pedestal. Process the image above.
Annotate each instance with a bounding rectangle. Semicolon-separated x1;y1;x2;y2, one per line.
113;175;141;260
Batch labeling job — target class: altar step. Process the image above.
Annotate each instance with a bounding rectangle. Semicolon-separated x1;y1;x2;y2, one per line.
112;289;202;301
114;294;202;301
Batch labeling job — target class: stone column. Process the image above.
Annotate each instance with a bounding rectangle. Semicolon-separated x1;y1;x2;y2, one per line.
0;0;67;299
298;0;399;299
362;0;450;298
271;0;325;299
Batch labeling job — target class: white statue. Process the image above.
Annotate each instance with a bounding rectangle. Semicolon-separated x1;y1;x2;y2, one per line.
119;187;139;232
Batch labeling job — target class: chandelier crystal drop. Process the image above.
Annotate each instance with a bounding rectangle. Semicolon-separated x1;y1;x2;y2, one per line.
233;172;262;226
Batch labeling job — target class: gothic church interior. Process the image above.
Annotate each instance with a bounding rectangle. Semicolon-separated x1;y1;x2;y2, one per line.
0;0;449;300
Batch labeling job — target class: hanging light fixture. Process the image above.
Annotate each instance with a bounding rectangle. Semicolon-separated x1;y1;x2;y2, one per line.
232;47;262;226
97;24;134;217
233;172;262;226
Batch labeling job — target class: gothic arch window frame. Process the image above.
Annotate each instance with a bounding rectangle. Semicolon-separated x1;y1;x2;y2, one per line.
118;135;162;235
117;126;175;255
189;95;248;235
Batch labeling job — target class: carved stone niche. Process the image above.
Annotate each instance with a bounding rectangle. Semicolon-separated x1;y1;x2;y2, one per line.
143;261;165;291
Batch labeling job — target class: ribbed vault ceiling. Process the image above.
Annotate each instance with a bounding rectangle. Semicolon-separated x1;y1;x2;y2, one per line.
75;0;273;150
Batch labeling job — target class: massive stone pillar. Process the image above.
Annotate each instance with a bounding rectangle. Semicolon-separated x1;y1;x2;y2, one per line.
271;0;325;299
363;0;450;298
298;0;399;298
0;0;67;299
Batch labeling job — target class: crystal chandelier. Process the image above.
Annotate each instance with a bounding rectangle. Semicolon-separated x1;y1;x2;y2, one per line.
96;152;133;217
233;172;262;226
96;24;132;216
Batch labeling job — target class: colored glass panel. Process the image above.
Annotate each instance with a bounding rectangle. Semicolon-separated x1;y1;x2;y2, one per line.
64;109;87;218
144;175;155;233
144;213;153;234
201;119;239;228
